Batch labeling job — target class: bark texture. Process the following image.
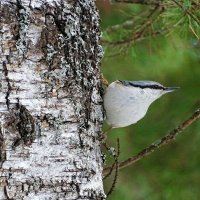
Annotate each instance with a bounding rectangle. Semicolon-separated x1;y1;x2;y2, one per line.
0;0;104;199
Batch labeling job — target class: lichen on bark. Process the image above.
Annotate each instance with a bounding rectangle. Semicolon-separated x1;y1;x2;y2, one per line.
0;0;105;199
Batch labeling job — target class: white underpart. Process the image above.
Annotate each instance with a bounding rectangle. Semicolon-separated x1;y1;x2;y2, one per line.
104;81;164;128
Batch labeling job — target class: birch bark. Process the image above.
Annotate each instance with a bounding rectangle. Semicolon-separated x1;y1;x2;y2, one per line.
0;0;105;199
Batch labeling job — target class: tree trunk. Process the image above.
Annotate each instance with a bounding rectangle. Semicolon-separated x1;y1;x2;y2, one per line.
0;0;105;199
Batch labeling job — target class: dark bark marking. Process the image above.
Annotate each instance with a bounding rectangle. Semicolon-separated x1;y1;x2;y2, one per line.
2;60;11;109
45;12;67;38
0;126;6;167
4;186;13;200
13;102;35;148
4;179;14;200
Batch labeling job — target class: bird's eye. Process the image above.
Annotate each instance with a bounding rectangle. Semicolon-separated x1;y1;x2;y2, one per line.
152;85;164;90
153;85;159;89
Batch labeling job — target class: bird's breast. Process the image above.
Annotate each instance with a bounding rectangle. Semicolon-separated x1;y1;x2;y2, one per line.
104;87;149;128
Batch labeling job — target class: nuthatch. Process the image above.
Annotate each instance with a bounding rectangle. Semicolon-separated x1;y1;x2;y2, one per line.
104;80;178;128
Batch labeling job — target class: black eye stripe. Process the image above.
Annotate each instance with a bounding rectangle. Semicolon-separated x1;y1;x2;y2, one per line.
129;84;165;90
118;80;165;90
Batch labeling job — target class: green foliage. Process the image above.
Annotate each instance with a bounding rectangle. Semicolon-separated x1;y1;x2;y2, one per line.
99;1;200;199
102;1;200;45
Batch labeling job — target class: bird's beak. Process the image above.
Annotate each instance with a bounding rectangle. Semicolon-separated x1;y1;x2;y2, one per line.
164;87;180;93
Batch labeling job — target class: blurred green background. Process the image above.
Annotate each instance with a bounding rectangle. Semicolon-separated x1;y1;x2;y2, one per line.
96;1;200;199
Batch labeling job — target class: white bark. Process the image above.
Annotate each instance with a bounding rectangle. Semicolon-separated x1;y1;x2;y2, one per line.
0;0;105;199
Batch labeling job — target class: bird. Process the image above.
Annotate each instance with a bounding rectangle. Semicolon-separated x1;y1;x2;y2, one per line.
104;80;178;128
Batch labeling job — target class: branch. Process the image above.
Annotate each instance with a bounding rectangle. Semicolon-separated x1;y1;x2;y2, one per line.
102;14;184;48
102;5;164;46
112;0;160;5
106;138;120;196
102;28;169;46
172;0;200;27
103;0;200;47
103;108;200;176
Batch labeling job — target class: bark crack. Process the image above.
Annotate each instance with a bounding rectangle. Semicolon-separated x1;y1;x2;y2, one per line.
4;183;13;200
0;126;6;167
2;59;11;110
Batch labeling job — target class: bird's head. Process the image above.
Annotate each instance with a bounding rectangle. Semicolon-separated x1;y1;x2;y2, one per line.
118;80;179;103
